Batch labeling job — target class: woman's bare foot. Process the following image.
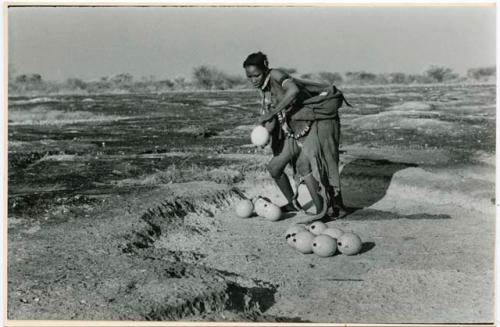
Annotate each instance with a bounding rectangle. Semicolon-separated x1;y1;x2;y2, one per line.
303;190;328;222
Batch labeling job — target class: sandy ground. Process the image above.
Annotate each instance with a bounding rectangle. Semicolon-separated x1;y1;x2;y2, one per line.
8;146;495;323
7;87;496;323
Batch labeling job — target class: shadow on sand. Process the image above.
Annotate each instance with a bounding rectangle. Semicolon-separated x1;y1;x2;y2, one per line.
292;158;416;217
289;158;451;222
341;158;417;209
284;158;451;233
359;241;376;254
339;158;451;221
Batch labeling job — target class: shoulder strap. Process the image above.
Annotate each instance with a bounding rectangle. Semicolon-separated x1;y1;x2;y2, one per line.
339;87;352;107
343;96;352;107
261;70;272;90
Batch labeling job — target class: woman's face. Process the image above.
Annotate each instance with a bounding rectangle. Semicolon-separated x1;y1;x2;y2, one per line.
245;65;266;89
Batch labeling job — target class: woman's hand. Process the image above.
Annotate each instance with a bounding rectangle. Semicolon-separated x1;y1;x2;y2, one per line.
264;117;277;132
259;111;275;125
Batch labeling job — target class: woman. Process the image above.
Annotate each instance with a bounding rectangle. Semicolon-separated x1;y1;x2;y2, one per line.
243;51;347;222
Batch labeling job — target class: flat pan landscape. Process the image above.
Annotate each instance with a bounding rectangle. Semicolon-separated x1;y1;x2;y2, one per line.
7;84;495;323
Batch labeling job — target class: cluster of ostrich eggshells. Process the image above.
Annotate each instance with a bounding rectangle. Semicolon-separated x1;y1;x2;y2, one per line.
235;198;282;221
235;198;363;257
286;222;362;257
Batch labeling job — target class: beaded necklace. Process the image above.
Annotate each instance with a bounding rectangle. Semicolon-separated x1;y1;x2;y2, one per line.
261;70;312;140
277;111;312;140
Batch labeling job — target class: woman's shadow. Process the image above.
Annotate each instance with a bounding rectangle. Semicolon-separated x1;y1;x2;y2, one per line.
284;158;419;256
287;158;417;219
340;158;418;210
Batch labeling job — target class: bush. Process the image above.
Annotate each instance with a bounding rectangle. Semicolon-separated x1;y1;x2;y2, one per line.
425;65;459;83
9;63;486;96
65;78;87;91
193;66;224;89
193;65;246;90
318;72;343;84
389;73;407;84
10;73;52;94
467;67;495;81
110;73;134;89
154;79;175;91
15;74;42;84
174;77;188;89
299;72;343;84
407;74;433;84
345;71;378;84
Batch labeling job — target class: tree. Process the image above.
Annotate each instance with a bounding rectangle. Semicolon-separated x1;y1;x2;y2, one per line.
29;74;42;83
174;77;188;89
425;65;458;83
141;75;156;83
66;78;87;90
345;71;377;84
373;73;389;85
318;72;343;84
192;65;235;90
389;72;407;84
15;75;28;83
467;67;495;81
193;66;215;89
157;79;175;89
111;73;133;86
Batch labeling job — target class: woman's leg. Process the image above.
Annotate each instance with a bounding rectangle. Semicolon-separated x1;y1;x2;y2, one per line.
296;153;327;216
312;119;346;216
274;174;296;211
330;118;347;212
303;173;325;214
267;140;298;212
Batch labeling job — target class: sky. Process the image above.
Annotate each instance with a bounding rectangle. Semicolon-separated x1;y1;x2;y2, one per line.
7;5;496;81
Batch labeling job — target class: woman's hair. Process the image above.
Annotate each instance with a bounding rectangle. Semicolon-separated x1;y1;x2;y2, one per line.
243;52;269;70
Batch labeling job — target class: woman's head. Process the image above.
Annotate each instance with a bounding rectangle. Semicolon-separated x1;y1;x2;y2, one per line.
243;52;269;88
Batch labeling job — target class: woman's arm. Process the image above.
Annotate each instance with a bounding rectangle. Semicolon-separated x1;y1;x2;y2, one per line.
272;70;299;112
260;70;299;122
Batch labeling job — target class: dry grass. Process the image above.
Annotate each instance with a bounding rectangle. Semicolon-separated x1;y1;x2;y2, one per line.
113;164;244;187
177;125;211;136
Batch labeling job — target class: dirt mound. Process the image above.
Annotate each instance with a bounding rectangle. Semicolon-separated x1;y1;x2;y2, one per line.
9;97;61;106
370;166;495;215
351;100;444;133
377;110;441;118
351;114;455;135
123;187;247;251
